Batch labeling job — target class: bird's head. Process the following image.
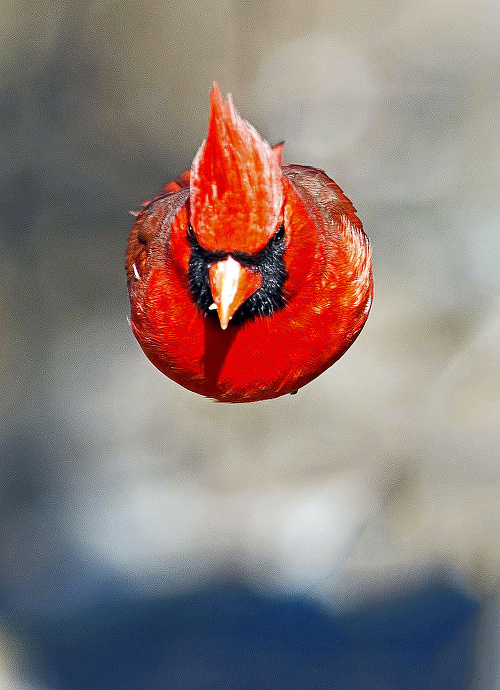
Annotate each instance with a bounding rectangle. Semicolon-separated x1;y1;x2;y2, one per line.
188;83;286;329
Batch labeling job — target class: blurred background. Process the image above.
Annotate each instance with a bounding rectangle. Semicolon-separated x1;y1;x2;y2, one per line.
0;0;499;687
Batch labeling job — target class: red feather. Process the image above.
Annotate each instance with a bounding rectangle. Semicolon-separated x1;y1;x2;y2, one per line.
126;83;372;402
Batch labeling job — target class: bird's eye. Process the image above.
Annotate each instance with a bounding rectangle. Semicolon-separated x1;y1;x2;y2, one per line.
187;223;196;244
274;223;285;242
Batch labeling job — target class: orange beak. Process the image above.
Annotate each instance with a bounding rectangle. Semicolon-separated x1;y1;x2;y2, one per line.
208;256;262;330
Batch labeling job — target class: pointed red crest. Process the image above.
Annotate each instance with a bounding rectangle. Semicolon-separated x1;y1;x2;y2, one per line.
190;83;283;253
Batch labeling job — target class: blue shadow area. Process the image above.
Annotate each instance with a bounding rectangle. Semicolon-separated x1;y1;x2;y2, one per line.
14;576;477;690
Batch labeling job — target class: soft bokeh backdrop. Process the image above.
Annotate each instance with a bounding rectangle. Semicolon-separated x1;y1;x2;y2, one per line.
0;0;498;687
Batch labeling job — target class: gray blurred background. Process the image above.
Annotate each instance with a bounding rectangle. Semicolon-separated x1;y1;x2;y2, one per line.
0;0;499;687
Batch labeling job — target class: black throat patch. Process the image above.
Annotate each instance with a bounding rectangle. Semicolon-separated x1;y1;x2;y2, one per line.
187;224;287;326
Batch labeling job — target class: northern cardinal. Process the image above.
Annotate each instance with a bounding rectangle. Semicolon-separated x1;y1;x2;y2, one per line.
126;84;372;402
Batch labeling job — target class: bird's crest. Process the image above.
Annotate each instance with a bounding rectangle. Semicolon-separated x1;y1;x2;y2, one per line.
190;83;283;253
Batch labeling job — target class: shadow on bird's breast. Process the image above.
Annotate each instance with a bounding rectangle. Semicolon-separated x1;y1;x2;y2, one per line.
202;318;239;395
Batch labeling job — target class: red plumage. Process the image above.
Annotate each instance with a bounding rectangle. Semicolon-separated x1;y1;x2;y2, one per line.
126;84;372;402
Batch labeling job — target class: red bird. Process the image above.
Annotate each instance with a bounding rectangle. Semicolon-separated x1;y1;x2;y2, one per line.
126;84;372;402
